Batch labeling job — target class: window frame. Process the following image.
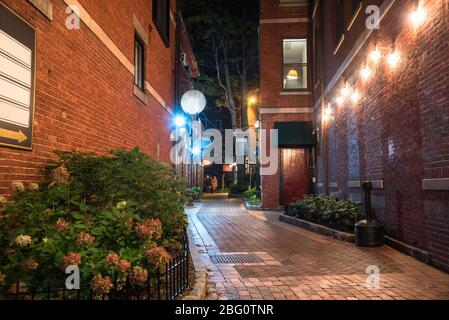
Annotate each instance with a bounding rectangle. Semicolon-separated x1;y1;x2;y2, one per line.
281;37;309;92
134;32;145;92
333;0;346;55
152;0;170;48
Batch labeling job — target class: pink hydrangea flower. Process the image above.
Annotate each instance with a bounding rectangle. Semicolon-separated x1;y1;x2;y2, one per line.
75;232;95;246
51;166;70;184
118;260;131;273
129;267;148;286
106;253;120;267
146;247;172;268
55;218;69;231
60;252;81;271
135;219;163;240
91;274;113;295
22;258;39;272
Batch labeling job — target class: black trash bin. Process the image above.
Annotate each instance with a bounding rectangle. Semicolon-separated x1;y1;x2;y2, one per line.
355;182;384;247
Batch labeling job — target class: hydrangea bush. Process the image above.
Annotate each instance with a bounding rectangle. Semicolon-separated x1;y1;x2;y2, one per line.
0;148;187;295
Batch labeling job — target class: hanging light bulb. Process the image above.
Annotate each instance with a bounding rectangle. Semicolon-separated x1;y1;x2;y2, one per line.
410;4;427;27
388;51;401;69
370;47;382;63
336;96;345;105
341;84;352;97
351;91;360;104
360;65;372;81
323;106;333;122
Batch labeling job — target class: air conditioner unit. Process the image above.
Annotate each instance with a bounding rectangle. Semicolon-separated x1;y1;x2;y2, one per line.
180;53;188;67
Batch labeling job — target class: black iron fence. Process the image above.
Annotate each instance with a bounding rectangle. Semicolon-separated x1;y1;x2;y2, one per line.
4;233;190;301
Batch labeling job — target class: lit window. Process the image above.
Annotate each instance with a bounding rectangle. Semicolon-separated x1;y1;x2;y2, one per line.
283;39;308;90
134;33;145;91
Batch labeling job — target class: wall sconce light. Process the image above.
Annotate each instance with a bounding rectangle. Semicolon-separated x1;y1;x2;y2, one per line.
351;91;360;104
336;96;345;105
174;115;187;128
370;47;382;63
410;2;427;28
361;65;372;81
388;51;401;69
323;106;333;122
341;83;352;97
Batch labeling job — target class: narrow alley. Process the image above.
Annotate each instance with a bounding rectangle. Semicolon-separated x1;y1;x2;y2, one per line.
188;196;449;300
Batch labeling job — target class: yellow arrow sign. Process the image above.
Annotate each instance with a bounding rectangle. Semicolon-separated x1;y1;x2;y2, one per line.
0;128;28;143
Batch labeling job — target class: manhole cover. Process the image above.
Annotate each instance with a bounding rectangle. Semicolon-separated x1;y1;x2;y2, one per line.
210;253;263;264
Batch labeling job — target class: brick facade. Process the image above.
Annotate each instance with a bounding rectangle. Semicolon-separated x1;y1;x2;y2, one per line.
0;0;178;197
312;0;449;272
259;0;313;209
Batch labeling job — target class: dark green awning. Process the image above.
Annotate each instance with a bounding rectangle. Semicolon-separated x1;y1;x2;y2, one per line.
274;122;315;147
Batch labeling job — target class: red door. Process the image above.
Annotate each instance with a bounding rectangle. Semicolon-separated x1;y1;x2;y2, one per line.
280;148;309;205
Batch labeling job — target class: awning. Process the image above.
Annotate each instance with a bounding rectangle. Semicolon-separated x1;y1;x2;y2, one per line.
274;121;315;147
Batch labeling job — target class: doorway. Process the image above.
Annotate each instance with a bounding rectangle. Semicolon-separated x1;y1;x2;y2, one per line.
280;148;310;205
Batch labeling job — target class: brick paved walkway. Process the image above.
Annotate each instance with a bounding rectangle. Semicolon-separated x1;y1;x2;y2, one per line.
188;196;449;300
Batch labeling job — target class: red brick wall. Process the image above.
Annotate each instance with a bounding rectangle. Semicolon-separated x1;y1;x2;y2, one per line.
259;0;312;209
314;0;449;271
0;0;177;197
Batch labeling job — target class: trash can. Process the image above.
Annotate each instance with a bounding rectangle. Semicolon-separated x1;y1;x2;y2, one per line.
355;182;384;247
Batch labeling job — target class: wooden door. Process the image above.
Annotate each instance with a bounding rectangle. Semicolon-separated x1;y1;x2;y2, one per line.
280;148;309;205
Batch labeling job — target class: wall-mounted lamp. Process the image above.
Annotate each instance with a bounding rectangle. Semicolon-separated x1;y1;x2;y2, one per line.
410;2;427;28
370;47;382;63
351;91;361;104
387;51;401;69
361;65;372;81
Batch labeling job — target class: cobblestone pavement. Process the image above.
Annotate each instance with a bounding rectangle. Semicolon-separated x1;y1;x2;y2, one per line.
190;196;449;300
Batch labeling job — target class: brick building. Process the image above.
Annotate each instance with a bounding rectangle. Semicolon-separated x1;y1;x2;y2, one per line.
0;0;194;196
259;0;315;209
259;0;449;272
174;12;201;187
311;0;449;272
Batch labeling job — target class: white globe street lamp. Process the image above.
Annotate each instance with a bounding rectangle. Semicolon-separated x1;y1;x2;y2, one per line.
181;90;207;115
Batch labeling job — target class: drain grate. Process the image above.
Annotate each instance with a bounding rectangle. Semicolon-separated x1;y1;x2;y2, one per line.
210;253;263;264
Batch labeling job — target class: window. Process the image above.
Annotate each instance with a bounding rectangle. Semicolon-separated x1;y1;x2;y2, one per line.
134;33;145;91
153;0;170;47
313;21;323;88
350;0;362;16
335;0;345;43
283;39;308;90
347;0;362;30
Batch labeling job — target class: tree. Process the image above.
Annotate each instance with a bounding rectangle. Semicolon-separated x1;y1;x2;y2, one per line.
181;0;259;129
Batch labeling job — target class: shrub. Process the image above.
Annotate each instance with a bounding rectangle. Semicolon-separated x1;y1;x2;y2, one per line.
287;195;360;232
229;183;249;195
0;148;187;294
187;187;202;201
244;188;260;205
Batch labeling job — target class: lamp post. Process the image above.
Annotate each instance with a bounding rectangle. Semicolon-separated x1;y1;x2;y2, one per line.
180;90;206;188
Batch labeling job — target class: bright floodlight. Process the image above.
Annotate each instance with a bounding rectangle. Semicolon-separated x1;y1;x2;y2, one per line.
191;146;201;156
174;115;186;128
181;90;207;115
